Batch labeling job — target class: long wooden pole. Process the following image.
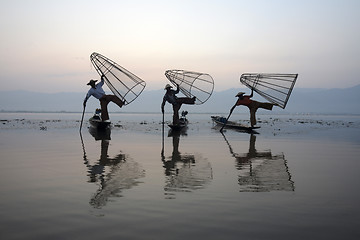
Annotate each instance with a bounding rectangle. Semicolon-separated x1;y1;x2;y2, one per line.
220;106;235;132
79;106;85;132
162;112;165;150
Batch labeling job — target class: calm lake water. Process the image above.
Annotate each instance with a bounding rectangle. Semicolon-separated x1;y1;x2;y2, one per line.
1;112;360;240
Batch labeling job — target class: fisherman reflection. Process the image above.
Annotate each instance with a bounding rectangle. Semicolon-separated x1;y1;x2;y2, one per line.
81;129;145;208
161;130;212;198
221;133;294;192
162;130;192;176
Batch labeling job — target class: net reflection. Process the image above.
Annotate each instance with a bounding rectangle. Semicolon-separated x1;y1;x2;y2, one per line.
81;128;145;208
161;129;213;199
221;133;294;192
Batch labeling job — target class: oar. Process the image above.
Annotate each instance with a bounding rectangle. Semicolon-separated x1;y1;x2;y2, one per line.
79;106;85;132
162;112;165;151
161;111;165;160
220;105;236;132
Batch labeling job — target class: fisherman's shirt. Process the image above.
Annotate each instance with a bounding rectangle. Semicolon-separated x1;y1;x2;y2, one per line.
84;80;105;102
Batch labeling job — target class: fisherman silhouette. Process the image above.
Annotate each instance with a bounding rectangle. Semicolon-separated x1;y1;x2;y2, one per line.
83;75;124;121
161;83;195;125
228;88;274;127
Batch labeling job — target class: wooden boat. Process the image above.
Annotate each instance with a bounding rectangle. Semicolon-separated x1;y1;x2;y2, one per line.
89;109;111;130
211;115;260;131
168;118;188;131
168;111;188;131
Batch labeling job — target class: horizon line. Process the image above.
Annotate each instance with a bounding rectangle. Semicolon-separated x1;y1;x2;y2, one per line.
1;83;359;94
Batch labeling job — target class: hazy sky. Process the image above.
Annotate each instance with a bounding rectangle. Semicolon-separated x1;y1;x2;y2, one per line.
1;0;359;93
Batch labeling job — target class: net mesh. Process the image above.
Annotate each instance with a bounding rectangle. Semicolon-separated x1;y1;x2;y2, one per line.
240;73;298;109
165;70;214;105
90;52;146;106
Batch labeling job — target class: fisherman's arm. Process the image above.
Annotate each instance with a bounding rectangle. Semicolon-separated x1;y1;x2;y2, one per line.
98;74;105;87
175;84;180;94
161;97;166;113
83;94;89;107
249;88;254;98
83;89;93;107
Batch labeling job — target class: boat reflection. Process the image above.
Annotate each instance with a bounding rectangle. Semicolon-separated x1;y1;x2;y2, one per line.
88;126;111;141
80;128;145;208
221;133;294;192
161;129;213;199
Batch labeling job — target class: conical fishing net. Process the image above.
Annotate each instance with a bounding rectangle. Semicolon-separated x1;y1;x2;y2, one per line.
165;70;214;105
240;73;298;109
90;52;146;106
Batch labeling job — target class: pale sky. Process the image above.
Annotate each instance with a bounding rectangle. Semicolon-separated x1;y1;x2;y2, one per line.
1;0;359;93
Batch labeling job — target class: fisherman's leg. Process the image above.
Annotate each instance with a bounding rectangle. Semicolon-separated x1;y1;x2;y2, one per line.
249;108;257;127
172;104;181;125
248;102;259;127
100;97;110;121
258;102;274;111
177;97;196;105
109;95;124;108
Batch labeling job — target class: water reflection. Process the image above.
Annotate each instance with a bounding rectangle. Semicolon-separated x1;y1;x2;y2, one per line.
80;128;145;208
161;129;213;199
221;133;295;192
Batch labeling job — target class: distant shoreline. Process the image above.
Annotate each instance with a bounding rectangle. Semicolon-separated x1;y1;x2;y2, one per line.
1;110;360;117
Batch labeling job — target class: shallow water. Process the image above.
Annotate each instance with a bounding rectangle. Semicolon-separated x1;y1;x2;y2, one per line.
1;113;360;239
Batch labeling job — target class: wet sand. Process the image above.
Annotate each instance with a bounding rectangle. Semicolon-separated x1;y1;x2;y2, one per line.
1;112;360;240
